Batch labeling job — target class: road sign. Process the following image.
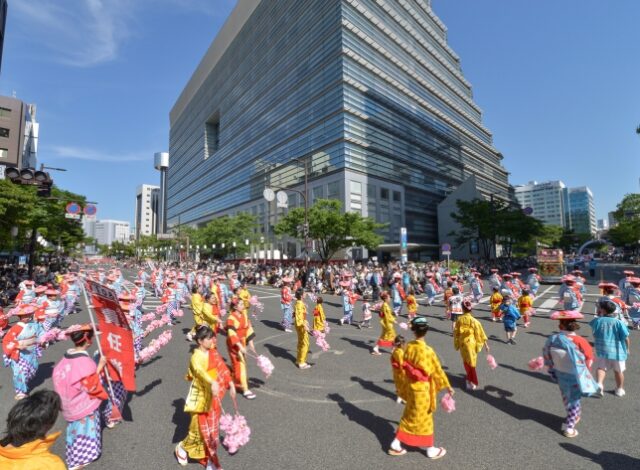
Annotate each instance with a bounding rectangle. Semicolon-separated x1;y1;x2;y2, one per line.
65;213;81;219
523;207;534;215
441;243;451;253
66;202;82;215
400;227;408;263
276;190;288;208
18;255;27;265
157;233;176;240
263;188;275;202
83;204;97;216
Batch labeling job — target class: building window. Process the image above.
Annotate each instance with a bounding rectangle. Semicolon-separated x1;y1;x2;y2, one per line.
0;127;9;138
393;191;401;203
327;181;340;200
367;184;376;199
204;112;220;159
0;148;7;159
312;186;323;202
380;188;389;200
0;107;11;118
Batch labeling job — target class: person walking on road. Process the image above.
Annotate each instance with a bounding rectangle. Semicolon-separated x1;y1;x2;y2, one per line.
388;316;453;460
294;288;311;369
454;299;490;391
371;292;397;356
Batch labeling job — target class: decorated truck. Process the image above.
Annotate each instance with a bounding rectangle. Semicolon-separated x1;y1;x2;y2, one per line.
536;248;566;283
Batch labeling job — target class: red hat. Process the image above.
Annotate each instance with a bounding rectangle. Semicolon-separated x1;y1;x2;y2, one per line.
166;280;175;285
598;282;617;290
562;275;576;283
511;272;521;277
393;272;402;279
550;310;584;320
64;324;94;336
528;267;538;272
426;272;434;277
490;269;499;273
24;280;35;285
45;289;59;296
450;275;458;280
282;277;293;283
502;273;512;279
629;277;640;286
572;270;583;275
35;286;47;294
624;270;634;275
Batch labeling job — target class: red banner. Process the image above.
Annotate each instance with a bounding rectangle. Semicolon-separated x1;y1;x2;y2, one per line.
85;280;136;392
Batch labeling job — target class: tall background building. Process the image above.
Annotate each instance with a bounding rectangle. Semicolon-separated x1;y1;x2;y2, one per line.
0;0;7;75
135;184;160;239
94;220;131;246
514;180;596;235
0;95;39;170
168;0;511;259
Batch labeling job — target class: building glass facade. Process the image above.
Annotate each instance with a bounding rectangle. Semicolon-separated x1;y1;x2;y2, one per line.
568;187;596;235
168;0;510;257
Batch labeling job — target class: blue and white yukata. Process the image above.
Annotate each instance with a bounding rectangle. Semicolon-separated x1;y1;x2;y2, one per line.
341;292;354;324
424;282;436;306
470;278;483;303
43;298;65;331
558;285;579;310
627;287;640;328
526;273;540;296
2;321;45;395
391;284;402;316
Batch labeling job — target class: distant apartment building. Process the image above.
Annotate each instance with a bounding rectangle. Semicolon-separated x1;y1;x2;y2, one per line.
0;95;39;170
135;184;160;239
95;220;131;246
596;218;609;231
514;180;596;235
608;211;618;228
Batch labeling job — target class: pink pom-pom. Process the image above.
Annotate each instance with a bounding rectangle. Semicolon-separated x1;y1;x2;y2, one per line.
312;331;330;351
256;355;275;379
486;354;498;370
306;292;317;303
323;321;331;335
220;413;251;454
39;328;61;345
528;356;545;371
155;305;166;315
440;392;456;413
399;322;408;330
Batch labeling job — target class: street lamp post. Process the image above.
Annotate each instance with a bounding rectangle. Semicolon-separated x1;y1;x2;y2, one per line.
263;156;309;271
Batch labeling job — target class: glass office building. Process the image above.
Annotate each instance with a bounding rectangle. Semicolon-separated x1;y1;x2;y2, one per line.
568;187;596;235
169;0;510;258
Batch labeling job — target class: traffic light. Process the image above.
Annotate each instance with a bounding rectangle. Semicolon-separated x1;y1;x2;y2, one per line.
4;167;53;197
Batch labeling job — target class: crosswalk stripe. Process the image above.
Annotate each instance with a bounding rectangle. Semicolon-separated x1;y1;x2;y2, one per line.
538;298;559;310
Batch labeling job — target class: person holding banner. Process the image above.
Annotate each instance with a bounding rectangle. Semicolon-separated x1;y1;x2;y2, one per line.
53;324;109;470
2;305;45;400
175;325;235;470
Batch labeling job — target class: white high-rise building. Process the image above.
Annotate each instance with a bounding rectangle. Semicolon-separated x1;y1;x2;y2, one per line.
135;184;160;239
95;220;131;246
514;181;570;228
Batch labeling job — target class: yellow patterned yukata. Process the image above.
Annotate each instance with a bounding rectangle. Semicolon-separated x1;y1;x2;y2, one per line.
453;312;488;368
313;304;326;333
377;302;396;348
189;292;205;335
294;299;309;365
396;339;450;447
391;346;406;400
182;348;215;459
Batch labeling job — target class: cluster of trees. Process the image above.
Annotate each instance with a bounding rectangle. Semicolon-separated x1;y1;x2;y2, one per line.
607;194;640;249
0;179;87;257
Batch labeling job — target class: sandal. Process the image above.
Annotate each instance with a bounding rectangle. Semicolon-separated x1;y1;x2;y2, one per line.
563;429;579;438
427;447;447;459
370;351;382;356
388;448;407;456
243;390;257;400
175;443;188;466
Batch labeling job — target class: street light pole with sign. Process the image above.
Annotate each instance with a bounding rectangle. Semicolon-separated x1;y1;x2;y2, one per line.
441;243;452;269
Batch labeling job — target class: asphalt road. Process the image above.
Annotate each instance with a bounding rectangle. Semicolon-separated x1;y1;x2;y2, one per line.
1;265;640;469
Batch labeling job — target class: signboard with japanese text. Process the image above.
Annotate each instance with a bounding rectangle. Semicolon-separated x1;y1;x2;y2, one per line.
400;227;408;263
85;279;136;391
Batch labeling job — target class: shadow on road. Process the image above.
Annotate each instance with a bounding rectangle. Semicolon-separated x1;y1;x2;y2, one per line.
30;361;54;389
171;398;189;444
327;393;395;451
340;337;374;352
260;319;283;331
138;355;163;368
135;378;162;397
350;375;396;400
263;343;296;362
559;443;640;469
498;363;554;383
470;384;561;431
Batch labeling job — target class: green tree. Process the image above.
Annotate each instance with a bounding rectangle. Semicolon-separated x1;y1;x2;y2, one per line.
608;193;640;248
200;213;259;258
275;199;386;262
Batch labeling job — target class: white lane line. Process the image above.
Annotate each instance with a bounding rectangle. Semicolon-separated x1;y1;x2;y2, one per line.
478;296;490;304
538;285;555;298
539;298;559;310
256;295;281;300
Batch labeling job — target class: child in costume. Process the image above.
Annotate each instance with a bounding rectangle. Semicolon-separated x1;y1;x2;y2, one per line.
543;310;598;438
453;300;490;390
391;335;406;404
339;283;356;325
358;295;373;329
517;288;534;328
448;287;463;331
187;285;205;341
53;325;108;470
443;282;454;320
500;296;521;345
293;288;311;369
175;325;235;470
405;288;418;320
312;296;326;335
489;286;503;322
371;292;397;356
226;296;257;398
2;305;45;400
280;277;294;332
526;268;540;296
626;277;640;329
388;316;453;459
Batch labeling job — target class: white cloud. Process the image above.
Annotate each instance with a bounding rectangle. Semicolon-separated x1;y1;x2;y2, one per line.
12;0;133;67
48;145;151;162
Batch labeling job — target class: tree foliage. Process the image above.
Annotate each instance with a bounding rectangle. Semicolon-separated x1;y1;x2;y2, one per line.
449;198;545;259
275;199;386;262
608;193;640;248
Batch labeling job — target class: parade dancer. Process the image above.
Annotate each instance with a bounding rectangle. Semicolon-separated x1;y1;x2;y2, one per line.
2;306;45;400
490;286;503;322
42;289;65;331
294;288;311;369
405;288;418;320
312;296;326;335
388;316;453;459
175;325;235;470
14;279;36;305
424;273;437;306
339;283;358;325
626;277;640;329
391;335;406;404
63;275;80;316
188;286;205;341
470;273;483;303
391;274;404;316
53;325;108;470
518;288;534;328
618;270;634;304
120;294;143;361
500;296;521;345
559;276;580;311
526;268;541;296
371;292;397;356
572;270;587;297
448;287;463;331
599;282;629;324
454;300;490;391
163;279;180;325
358;295;373;329
226;297;257;398
280;277;294;332
543;310;598;438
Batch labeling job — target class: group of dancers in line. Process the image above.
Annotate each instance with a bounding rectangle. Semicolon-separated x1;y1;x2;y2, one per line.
0;264;637;468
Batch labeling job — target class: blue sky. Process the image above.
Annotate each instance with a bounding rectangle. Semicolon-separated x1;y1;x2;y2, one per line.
2;0;639;225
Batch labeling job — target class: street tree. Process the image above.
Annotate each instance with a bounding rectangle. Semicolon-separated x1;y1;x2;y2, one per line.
275;199;386;262
608;193;640;248
200;213;259;258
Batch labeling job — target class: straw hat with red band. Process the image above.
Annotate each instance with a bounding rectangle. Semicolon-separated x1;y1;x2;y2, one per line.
490;269;499;273
550;310;584;320
118;293;133;301
24;280;35;286
628;277;640;286
561;275;576;283
393;272;402;279
14;305;37;317
511;272;521;277
426;272;434;278
339;280;351;287
64;324;94;336
282;277;293;283
502;273;512;279
528;267;538;272
134;279;143;285
45;289;59;296
598;282;617;289
35;286;47;294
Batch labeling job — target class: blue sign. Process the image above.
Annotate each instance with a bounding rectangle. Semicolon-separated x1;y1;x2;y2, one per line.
523;207;534;215
441;243;451;252
18;255;27;265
